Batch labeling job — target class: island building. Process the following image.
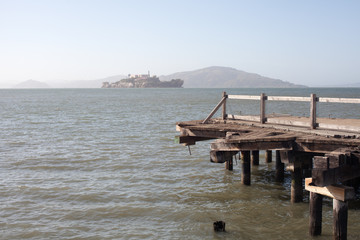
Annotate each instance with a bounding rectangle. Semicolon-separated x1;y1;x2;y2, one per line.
101;71;184;88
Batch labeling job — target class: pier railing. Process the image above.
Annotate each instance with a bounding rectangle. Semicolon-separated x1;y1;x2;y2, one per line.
203;92;360;132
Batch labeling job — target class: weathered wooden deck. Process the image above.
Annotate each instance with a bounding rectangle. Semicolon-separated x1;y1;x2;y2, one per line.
175;92;360;239
177;117;360;154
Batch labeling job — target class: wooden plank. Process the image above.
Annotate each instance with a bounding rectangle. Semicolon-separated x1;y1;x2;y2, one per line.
181;128;228;138
174;136;195;146
318;123;360;133
267;96;311;102
227;114;261;122
226;136;296;142
319;97;360;104
176;125;182;132
305;178;355;201
267;118;310;127
224;133;296;142
243;130;294;140
227;95;260;100
228;95;312;102
295;140;360;153
210;140;293;151
228;95;360;103
174;136;213;144
202;96;227;124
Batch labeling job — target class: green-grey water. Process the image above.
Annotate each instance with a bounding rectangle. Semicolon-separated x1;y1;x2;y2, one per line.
1;88;360;239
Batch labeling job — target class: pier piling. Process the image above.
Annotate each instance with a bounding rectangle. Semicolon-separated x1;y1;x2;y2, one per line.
241;151;251;185
275;150;284;182
291;161;303;203
213;221;226;232
309;192;323;236
251;150;259;166
225;158;233;171
265;150;272;163
333;199;348;240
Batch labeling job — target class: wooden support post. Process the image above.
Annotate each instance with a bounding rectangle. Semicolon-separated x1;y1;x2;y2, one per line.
310;93;317;129
222;91;227;120
280;150;295;164
265;150;272;163
275;150;284;182
202;96;227;124
309;192;323;236
251;150;259;166
260;93;266;124
225;157;233;171
291;162;303;203
333;199;348;240
210;151;237;171
210;151;225;163
241;151;251;185
305;178;354;239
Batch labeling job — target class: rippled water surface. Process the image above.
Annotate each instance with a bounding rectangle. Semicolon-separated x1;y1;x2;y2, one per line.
1;88;360;239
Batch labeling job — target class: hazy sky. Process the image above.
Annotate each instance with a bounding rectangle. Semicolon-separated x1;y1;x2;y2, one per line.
1;0;360;87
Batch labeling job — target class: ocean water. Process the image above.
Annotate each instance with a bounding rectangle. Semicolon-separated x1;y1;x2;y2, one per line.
1;88;360;240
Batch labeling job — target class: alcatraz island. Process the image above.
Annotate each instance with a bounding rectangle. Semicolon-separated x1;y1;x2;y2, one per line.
101;72;184;88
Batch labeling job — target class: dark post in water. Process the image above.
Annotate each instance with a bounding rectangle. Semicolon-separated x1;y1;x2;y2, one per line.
275;150;284;182
265;150;272;163
251;150;259;166
241;151;251;185
309;192;323;236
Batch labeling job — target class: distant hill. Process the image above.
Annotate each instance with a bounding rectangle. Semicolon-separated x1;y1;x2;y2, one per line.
12;67;306;88
14;80;50;88
345;83;360;87
159;66;306;88
50;75;127;88
314;82;360;88
335;82;360;88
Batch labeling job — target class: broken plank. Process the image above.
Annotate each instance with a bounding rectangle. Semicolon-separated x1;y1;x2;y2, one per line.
174;136;213;145
211;140;293;151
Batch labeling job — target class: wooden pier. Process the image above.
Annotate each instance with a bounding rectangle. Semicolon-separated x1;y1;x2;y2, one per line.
175;92;360;239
